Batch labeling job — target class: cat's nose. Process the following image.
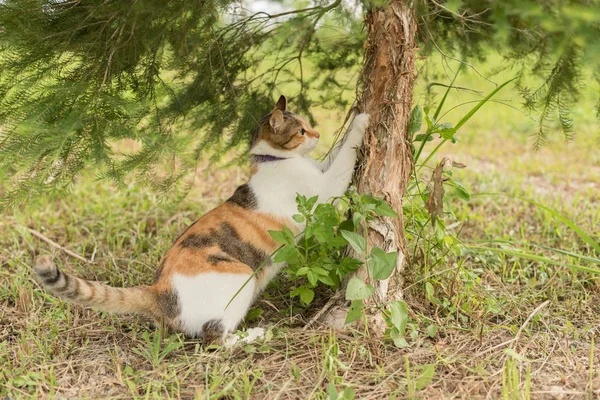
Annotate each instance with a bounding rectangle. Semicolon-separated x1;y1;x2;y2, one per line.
313;131;320;139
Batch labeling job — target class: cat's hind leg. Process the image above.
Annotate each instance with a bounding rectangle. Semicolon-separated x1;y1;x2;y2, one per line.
172;271;256;344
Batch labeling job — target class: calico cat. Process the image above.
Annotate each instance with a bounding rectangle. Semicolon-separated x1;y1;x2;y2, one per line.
34;95;370;345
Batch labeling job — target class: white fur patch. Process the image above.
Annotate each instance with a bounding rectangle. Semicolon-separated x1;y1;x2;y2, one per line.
223;327;266;348
248;113;368;226
249;150;361;224
172;272;255;337
250;157;324;228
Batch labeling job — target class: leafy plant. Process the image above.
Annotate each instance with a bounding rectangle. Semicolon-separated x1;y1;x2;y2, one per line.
269;192;398;314
405;357;436;397
132;331;183;367
502;357;531;400
401;63;600;344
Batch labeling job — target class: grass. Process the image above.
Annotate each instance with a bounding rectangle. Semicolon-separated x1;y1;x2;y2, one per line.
1;57;600;398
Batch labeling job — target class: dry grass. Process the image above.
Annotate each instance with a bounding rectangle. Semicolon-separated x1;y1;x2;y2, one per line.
1;81;600;398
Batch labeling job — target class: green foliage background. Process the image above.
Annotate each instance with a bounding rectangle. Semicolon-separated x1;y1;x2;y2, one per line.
0;0;598;210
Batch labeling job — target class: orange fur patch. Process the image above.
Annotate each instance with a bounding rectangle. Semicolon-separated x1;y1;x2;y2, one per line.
154;203;294;286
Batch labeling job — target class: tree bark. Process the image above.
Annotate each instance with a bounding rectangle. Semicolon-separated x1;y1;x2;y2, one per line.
323;0;417;334
356;0;417;333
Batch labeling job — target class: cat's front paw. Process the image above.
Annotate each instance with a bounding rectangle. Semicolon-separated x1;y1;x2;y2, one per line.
347;113;370;147
352;113;370;132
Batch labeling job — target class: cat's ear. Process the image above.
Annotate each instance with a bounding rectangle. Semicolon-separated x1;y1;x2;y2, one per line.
274;95;287;111
269;109;284;132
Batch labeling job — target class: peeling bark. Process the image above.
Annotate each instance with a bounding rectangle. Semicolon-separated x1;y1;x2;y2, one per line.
355;0;417;332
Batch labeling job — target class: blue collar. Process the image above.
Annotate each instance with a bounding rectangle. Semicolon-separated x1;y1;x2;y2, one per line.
252;154;288;163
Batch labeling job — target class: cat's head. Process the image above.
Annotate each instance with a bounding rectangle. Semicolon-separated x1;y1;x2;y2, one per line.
250;96;320;157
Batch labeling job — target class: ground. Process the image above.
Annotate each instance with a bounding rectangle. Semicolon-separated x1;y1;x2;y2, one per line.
1;63;599;399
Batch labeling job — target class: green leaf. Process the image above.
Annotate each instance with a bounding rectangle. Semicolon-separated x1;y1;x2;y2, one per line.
433;67;461;120
345;277;374;300
245;308;264;322
269;229;294;245
345;300;363;325
390;330;409;348
340;230;366;254
338;219;354;232
374;201;398;217
439;125;456;140
318;274;336;287
504;348;529;362
442;235;458;248
314;226;332;243
307;271;318;286
304;224;314;240
298;287;314;305
368;248;397;280
328;381;337;400
338;257;364;275
426;324;438;338
305;195;319;211
408;104;423;135
292;214;305;223
342;387;355;400
274;245;296;262
414;133;434;142
296;194;307;205
424;110;436;130
352;212;363;227
283;226;295;242
425;281;435;302
329;236;350;247
389;300;409;334
447;179;470;201
312;267;328;276
415;364;435;390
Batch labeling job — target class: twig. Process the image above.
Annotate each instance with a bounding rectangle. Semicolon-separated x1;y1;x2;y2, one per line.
25;227;94;264
261;299;280;313
475;300;550;358
302;291;343;331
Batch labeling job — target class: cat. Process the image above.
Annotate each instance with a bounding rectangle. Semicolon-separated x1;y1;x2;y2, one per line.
34;95;370;345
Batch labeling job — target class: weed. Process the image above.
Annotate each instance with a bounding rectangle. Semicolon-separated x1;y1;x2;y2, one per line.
1;58;599;398
131;331;184;368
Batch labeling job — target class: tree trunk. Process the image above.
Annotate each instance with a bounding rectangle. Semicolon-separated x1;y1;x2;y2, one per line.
323;0;417;334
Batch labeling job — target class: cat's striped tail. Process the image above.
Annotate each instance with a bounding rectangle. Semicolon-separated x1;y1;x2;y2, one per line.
34;255;158;318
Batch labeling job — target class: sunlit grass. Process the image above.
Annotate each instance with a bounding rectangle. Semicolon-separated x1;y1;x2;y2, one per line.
1;53;599;398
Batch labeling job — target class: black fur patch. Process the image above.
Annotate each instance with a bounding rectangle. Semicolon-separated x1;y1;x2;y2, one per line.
202;319;224;345
206;254;235;265
156;290;180;319
180;234;214;248
227;184;257;209
179;223;270;271
38;267;61;285
218;222;270;270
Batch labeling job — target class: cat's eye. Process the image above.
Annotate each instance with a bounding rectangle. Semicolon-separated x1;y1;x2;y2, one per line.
299;128;306;135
